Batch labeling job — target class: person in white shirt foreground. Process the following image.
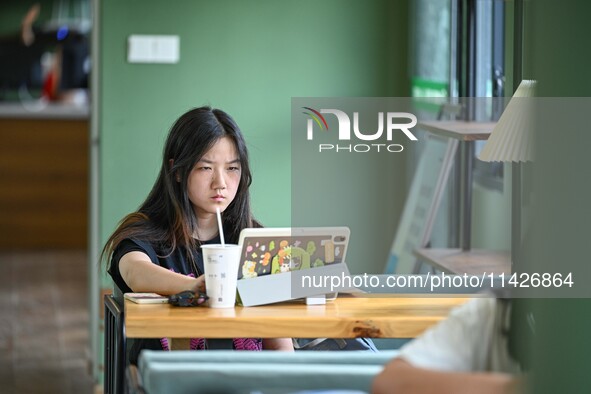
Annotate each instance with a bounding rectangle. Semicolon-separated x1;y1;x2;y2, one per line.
372;296;530;394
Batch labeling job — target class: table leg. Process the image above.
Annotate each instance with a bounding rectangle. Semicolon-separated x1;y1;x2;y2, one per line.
460;140;474;251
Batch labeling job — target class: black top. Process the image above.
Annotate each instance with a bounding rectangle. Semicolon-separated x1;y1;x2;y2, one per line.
108;235;224;364
108;236;220;293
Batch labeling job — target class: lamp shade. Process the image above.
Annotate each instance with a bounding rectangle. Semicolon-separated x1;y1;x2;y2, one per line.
478;80;537;162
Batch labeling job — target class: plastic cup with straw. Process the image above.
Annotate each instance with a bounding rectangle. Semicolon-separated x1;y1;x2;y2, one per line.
200;207;240;307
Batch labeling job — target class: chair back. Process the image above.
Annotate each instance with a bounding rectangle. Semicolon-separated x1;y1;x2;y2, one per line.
104;294;126;394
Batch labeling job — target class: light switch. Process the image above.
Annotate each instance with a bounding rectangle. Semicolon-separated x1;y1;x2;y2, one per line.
127;35;180;64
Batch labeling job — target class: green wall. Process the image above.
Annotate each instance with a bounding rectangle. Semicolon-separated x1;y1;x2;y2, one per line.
98;0;408;273
524;1;591;393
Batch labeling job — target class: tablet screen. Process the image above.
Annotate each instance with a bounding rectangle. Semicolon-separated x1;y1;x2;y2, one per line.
237;228;349;280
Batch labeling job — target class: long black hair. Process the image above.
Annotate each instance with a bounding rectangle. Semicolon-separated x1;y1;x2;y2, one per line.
102;106;260;267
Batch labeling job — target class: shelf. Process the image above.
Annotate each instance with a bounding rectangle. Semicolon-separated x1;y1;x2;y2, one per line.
414;248;511;276
413;121;504;275
419;121;496;141
0;101;89;120
417;120;498;252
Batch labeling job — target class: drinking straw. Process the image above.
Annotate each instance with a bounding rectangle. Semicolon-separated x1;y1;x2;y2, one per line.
216;207;225;245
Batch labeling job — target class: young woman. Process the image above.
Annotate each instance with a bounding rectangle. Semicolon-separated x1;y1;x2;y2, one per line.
103;106;293;361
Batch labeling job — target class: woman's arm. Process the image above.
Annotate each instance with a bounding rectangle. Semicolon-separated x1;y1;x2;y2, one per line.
262;338;294;351
119;251;204;295
121;251;294;351
372;358;519;394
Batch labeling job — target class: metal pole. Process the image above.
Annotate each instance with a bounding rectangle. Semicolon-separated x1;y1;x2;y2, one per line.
513;0;523;89
460;0;476;251
461;141;474;251
511;0;524;270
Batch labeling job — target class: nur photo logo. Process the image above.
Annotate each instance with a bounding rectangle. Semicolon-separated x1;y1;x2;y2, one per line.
302;107;418;153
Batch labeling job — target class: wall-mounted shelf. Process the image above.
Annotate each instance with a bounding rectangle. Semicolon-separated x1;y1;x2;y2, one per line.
0;102;89;120
413;120;510;277
419;121;496;141
418;120;497;252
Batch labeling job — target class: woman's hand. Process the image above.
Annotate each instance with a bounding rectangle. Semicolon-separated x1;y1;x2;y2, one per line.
193;274;206;294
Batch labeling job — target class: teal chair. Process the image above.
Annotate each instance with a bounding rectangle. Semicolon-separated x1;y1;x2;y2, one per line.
128;349;400;394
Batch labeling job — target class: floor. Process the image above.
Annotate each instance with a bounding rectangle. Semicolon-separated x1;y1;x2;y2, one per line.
0;250;95;394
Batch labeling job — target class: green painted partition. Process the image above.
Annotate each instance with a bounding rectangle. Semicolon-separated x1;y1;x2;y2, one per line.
98;0;408;257
524;1;591;393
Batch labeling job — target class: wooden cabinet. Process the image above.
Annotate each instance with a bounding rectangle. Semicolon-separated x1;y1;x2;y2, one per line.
0;116;88;249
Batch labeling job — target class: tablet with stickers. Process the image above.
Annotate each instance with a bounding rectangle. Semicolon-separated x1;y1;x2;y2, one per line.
237;227;350;280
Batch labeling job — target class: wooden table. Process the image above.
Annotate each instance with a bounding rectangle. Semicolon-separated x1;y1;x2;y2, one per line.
124;295;470;340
